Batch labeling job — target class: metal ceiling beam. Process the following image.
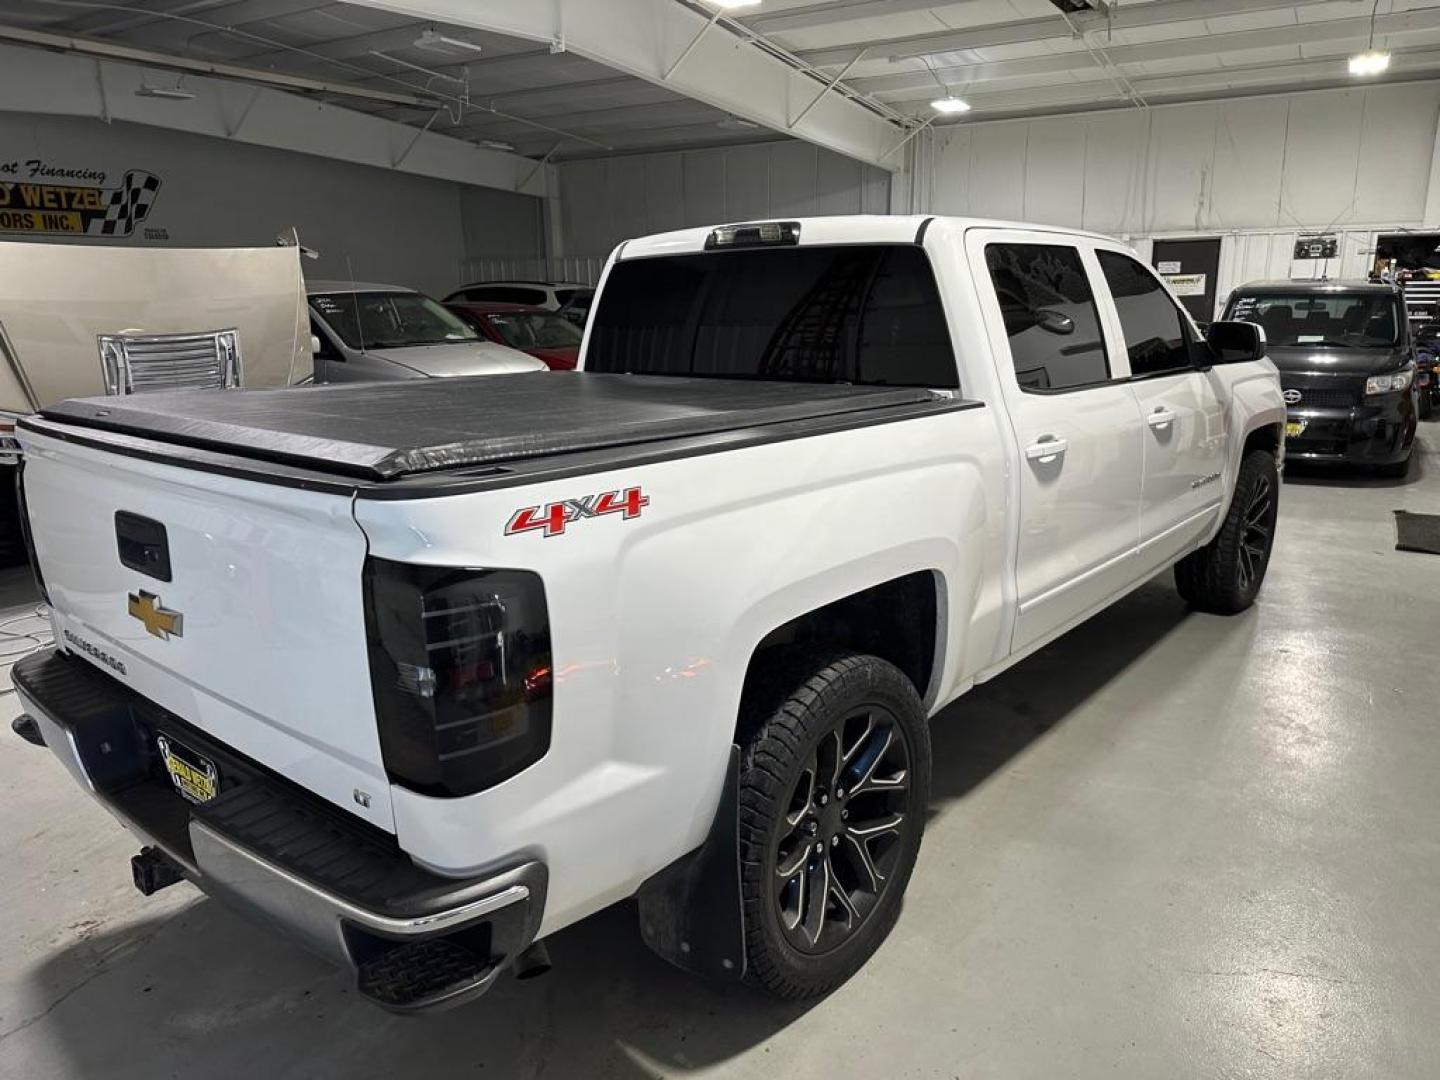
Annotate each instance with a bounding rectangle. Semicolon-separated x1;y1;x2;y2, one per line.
339;0;903;169
744;0;991;37
799;0;1342;67
924;49;1440;122
0;38;554;195
54;0;333;41
0;21;443;107
863;7;1440;103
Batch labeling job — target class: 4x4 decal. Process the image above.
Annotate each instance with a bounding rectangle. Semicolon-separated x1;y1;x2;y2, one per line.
505;487;650;538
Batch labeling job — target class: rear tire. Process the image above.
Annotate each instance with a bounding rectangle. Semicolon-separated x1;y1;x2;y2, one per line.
737;651;930;999
1174;449;1279;614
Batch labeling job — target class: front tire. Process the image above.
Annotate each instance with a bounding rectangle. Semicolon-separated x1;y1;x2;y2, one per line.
737;652;931;999
1174;449;1279;614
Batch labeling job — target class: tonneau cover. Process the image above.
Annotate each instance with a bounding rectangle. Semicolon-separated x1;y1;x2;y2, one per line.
39;373;944;481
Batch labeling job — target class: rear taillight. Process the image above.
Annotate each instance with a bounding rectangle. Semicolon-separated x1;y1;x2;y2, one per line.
363;558;552;798
14;460;48;604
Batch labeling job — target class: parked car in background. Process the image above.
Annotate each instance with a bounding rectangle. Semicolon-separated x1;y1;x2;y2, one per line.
446;301;583;370
1223;280;1418;475
556;287;595;329
308;281;546;382
443;279;590;312
444;280;589;313
1415;322;1440;418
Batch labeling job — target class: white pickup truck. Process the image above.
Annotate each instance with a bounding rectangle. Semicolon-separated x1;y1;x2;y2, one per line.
11;216;1284;1012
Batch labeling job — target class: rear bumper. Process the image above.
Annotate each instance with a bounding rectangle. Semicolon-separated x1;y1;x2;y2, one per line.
13;647;546;1013
1284;396;1415;465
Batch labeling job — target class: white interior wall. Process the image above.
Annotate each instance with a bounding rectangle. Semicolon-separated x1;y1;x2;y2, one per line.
916;80;1440;317
924;81;1440;237
0;112;544;298
555;141;891;271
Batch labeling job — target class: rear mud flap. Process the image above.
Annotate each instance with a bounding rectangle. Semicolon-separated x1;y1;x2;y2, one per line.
636;745;746;981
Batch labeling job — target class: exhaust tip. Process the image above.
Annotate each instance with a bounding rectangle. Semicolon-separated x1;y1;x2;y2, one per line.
512;939;551;981
11;714;44;747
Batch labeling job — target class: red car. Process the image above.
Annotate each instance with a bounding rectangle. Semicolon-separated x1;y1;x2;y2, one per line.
446;301;582;370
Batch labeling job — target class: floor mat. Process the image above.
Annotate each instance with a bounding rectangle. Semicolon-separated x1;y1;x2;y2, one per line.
1395;510;1440;555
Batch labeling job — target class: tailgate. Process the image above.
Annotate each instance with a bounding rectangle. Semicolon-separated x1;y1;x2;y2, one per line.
20;428;393;831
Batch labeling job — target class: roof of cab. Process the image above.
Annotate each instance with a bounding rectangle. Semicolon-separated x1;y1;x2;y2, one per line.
616;215;1121;261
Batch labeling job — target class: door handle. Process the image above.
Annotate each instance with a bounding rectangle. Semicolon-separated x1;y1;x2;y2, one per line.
1024;436;1068;463
1147;408;1177;430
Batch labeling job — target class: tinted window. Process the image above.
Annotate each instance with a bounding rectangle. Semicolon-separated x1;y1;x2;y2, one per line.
587;245;957;388
1097;252;1191;376
487;312;583;349
985;243;1109;391
1225;292;1399;348
309;291;479;349
462;286;548;305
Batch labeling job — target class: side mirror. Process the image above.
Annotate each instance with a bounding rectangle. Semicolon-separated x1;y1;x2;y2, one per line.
1034;308;1075;335
309;333;323;356
1206;320;1266;364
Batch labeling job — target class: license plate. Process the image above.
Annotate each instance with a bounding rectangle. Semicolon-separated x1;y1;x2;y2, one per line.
1285;419;1307;438
157;734;218;804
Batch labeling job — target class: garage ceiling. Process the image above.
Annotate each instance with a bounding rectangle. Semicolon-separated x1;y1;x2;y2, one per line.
3;0;1438;163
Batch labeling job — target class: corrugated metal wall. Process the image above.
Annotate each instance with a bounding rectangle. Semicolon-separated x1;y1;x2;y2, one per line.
924;81;1440;237
554;141;891;267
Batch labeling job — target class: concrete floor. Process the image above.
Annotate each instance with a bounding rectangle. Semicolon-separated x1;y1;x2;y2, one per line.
3;432;1439;1080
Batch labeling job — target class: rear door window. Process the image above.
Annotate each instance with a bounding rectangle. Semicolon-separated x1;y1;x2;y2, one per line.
587;245;957;388
984;243;1110;391
1096;252;1192;376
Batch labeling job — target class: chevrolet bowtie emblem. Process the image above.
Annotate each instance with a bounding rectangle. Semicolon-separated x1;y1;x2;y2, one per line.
127;590;183;640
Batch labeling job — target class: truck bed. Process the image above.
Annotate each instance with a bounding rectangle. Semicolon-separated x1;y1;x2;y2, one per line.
34;373;959;483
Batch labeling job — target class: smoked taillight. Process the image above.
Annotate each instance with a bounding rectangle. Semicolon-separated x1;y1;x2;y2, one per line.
363;559;553;797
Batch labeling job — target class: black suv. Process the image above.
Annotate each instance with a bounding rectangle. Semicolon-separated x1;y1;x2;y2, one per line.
1222;280;1418;477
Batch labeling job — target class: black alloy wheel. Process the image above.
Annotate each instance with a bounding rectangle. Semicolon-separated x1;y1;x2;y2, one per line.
737;651;931;999
771;706;912;955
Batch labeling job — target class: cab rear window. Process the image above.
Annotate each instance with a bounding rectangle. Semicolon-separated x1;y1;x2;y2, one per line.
586;245;958;388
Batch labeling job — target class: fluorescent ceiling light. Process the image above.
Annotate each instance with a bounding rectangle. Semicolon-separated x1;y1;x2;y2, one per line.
479;139;515;151
414;29;484;56
135;85;195;100
1348;49;1391;76
930;96;971;114
711;0;762;8
717;116;761;130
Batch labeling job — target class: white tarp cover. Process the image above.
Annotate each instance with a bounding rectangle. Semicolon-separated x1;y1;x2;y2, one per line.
0;242;308;412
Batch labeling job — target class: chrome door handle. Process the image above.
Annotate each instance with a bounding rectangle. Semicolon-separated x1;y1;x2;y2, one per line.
1024;436;1068;463
1147;408;1177;429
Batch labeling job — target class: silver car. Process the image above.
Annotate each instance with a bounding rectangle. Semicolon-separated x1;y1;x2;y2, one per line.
307;280;547;382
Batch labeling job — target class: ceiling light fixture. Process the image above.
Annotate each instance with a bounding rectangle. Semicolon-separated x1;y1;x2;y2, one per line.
930;96;971;114
135;84;196;100
479;139;515;151
717;116;761;130
413;28;485;56
711;0;762;9
1348;49;1391;76
1349;0;1392;77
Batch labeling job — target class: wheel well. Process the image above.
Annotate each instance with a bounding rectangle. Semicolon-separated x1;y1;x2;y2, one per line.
742;571;940;723
1243;423;1282;464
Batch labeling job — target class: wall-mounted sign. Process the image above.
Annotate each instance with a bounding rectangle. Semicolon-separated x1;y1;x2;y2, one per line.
1156;260;1182;274
1162;272;1207;297
1293;234;1338;260
0;168;163;238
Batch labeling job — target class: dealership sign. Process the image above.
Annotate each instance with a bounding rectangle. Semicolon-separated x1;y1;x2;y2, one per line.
0;160;163;238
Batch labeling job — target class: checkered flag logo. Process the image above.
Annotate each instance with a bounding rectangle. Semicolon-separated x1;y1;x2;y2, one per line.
86;170;162;237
